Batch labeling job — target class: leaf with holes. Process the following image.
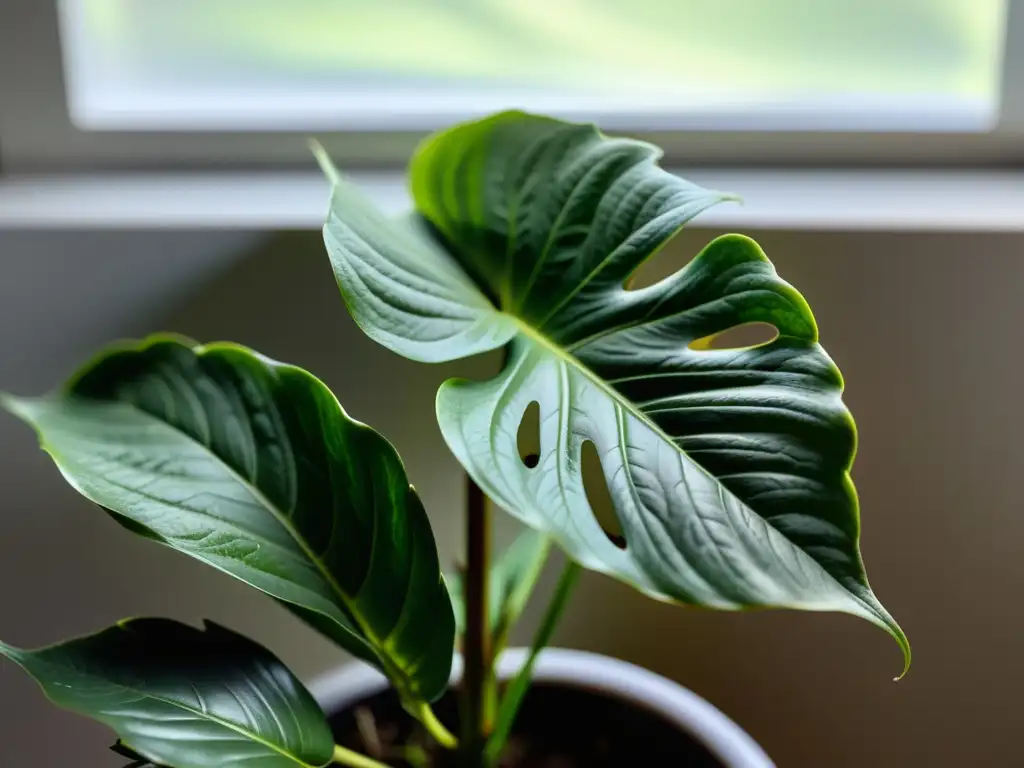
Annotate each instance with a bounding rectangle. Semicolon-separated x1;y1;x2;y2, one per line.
0;619;333;768
321;110;909;673
2;337;454;701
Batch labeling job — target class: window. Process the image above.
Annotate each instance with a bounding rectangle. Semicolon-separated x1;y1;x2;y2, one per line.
0;0;1020;171
60;0;1009;132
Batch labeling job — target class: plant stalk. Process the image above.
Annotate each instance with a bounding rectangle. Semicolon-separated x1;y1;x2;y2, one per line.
332;744;394;768
485;560;581;763
460;476;492;763
411;701;458;750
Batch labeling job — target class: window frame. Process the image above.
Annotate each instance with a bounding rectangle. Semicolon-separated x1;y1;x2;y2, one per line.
1;0;1022;173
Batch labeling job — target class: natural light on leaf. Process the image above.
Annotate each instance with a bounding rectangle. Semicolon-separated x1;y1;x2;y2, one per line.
60;0;1008;130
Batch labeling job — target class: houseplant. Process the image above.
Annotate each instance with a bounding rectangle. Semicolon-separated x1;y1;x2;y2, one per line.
0;111;908;768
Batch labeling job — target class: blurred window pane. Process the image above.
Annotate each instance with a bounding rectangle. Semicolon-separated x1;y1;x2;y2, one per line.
60;0;1009;131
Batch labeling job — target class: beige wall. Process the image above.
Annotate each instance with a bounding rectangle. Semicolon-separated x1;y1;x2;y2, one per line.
0;228;1020;766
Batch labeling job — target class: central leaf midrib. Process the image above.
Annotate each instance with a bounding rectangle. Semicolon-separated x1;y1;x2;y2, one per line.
90;672;316;766
117;690;315;767
507;317;692;462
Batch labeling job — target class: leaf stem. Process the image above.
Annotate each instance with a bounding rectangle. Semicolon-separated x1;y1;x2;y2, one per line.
331;744;394;768
485;534;552;729
460;476;492;761
484;559;581;763
411;701;458;750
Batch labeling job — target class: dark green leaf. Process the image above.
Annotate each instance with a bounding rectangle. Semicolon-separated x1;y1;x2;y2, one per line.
0;619;333;768
2;338;454;701
321;111;909;673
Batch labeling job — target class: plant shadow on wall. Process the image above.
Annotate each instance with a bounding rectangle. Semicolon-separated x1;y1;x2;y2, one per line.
0;111;908;768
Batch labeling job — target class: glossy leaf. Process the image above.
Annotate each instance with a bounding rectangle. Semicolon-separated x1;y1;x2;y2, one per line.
0;619;333;768
2;338;454;701
448;529;550;646
321;111;909;672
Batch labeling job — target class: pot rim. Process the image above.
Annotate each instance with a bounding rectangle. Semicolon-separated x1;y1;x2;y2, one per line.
310;647;774;768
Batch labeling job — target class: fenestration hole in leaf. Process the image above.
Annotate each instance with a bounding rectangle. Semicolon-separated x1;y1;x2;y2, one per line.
623;231;701;290
517;401;541;469
581;440;627;550
688;322;779;351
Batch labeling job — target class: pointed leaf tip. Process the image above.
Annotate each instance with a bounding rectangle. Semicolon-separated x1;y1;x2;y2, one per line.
894;632;912;681
309;139;339;186
871;611;910;680
1;393;46;429
1;391;23;414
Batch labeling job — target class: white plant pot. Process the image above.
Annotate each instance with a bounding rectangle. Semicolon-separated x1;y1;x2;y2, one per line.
311;648;774;768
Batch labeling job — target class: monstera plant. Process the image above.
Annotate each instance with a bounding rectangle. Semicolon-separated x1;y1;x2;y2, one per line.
0;111;907;768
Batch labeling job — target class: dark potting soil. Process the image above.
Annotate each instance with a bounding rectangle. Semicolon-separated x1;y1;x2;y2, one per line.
328;682;727;767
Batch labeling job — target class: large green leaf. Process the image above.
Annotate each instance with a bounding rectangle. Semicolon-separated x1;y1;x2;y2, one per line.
2;338;454;701
321;111;909;673
0;619;333;768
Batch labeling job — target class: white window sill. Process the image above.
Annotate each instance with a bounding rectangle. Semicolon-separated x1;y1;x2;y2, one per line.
0;169;1022;231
